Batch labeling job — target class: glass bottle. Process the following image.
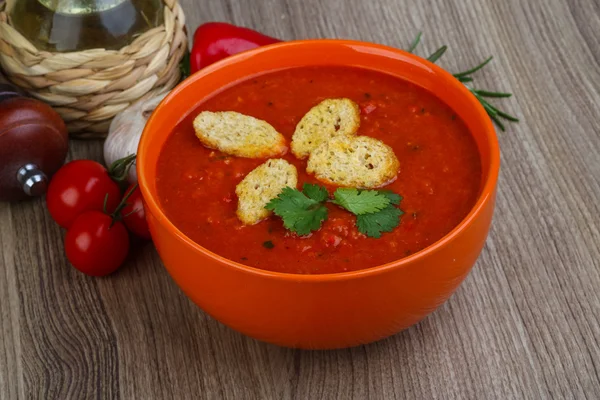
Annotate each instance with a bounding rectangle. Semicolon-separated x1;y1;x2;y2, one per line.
7;0;164;52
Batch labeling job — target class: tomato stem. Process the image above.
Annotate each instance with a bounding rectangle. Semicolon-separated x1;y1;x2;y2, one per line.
103;193;109;214
108;154;136;183
108;183;138;228
123;208;140;218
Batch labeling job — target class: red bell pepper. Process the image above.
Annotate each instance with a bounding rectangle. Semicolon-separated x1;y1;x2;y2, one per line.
190;22;281;73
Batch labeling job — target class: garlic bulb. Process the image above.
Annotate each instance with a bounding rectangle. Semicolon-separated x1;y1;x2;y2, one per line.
104;92;167;183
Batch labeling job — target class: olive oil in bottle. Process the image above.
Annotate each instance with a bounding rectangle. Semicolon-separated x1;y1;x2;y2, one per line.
7;0;164;52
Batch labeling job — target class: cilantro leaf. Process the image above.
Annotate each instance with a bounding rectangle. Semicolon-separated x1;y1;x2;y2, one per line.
302;183;329;202
356;205;404;238
332;188;405;237
265;187;328;235
266;184;404;238
332;188;390;215
378;190;403;205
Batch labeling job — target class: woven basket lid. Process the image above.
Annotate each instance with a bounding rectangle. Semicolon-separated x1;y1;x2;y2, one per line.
0;0;187;139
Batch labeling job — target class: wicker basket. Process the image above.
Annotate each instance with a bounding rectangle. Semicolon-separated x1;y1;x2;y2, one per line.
0;0;187;139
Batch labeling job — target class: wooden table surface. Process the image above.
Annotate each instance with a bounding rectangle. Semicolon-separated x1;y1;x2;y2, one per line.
2;0;600;398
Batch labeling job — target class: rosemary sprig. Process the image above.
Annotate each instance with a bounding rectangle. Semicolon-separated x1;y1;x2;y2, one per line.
427;45;447;62
407;33;518;131
474;90;511;98
179;50;191;81
407;32;422;53
453;56;493;78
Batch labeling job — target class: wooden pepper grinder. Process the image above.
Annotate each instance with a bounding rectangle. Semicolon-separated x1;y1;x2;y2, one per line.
0;75;68;201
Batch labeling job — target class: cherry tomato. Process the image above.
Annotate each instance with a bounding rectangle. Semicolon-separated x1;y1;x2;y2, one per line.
122;184;151;239
65;211;130;276
46;160;121;228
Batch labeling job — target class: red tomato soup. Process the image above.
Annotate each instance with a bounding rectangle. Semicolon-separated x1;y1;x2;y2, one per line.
156;67;482;274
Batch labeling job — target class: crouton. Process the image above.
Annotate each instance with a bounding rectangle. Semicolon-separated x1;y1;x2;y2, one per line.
194;111;287;158
291;98;360;159
306;136;399;188
235;159;298;225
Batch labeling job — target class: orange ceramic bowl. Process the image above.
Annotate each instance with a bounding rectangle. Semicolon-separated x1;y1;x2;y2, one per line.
137;40;499;349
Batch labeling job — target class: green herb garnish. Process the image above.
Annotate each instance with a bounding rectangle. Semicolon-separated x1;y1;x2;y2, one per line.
266;185;404;238
265;186;328;236
355;191;404;238
378;190;403;205
407;33;519;131
356;205;404;238
332;188;391;215
302;183;329;202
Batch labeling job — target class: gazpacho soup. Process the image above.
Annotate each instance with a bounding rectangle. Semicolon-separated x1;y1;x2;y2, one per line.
156;66;482;275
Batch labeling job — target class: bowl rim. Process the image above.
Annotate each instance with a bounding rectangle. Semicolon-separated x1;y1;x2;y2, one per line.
138;39;500;282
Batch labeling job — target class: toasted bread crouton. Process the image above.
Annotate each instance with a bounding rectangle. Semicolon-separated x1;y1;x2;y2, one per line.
235;159;298;225
307;136;399;188
194;111;287;158
291;98;360;159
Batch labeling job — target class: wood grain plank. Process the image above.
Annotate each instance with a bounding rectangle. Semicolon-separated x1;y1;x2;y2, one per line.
0;145;121;399
0;203;24;400
7;200;120;399
1;0;599;398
